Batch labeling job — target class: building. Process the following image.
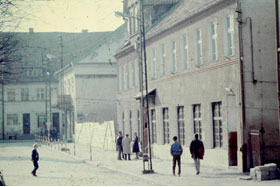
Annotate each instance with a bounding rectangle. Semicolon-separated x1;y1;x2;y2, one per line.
54;24;127;138
115;0;280;171
0;28;111;140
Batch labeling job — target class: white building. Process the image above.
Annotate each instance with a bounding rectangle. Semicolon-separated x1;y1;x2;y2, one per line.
116;0;280;171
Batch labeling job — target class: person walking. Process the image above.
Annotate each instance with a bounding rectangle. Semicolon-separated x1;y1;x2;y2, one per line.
189;134;204;175
31;143;39;176
132;132;140;159
122;134;132;160
116;131;124;160
170;136;183;176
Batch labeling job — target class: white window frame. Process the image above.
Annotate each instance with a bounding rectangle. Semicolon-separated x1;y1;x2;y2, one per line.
171;40;177;73
134;60;139;87
160;44;166;76
7;88;16;101
151;48;156;79
21;88;29;101
7;114;18;125
183;35;189;70
210;21;218;61
195;28;203;66
225;14;234;57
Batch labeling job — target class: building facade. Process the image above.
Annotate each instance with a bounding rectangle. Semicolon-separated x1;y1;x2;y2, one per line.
116;0;280;171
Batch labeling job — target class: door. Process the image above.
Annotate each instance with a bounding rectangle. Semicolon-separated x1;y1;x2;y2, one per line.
250;130;262;167
23;114;30;134
52;113;60;133
228;132;238;166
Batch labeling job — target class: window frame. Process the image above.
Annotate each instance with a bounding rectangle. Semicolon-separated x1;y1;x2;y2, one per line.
163;108;170;144
212;102;223;148
193;104;202;140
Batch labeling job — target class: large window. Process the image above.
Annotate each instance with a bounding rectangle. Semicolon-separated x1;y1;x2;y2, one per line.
161;44;166;76
129;111;132;137
195;28;203;66
212;102;223;147
134;60;139;87
151;48;156;79
171;41;177;73
163;108;169;144
124;64;128;90
7;88;16;101
37;115;45;128
151;109;157;144
122;112;125;134
36;88;44;101
7;114;18;125
183;35;189;70
210;21;218;61
119;67;122;91
225;14;234;56
177;106;185;145
193;104;202;140
21;88;29;101
129;62;134;88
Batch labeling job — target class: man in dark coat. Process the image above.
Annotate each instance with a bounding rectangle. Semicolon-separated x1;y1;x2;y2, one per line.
170;136;183;176
116;131;124;160
31;143;39;176
190;134;204;175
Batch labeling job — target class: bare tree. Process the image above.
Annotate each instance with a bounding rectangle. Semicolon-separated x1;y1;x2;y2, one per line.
0;0;24;81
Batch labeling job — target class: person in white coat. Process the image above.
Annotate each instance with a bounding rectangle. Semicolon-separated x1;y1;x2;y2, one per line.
122;134;132;160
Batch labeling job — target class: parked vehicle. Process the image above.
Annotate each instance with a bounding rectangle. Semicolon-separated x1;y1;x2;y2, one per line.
0;170;6;186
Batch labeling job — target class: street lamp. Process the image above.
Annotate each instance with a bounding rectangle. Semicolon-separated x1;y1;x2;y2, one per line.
115;0;154;174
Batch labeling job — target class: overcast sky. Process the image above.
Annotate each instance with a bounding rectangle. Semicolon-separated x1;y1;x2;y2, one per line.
14;0;124;33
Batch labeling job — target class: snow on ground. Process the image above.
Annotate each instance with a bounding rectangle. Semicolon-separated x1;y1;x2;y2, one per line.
0;141;280;186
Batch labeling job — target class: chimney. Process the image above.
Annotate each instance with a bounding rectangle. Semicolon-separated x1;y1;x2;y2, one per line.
82;29;88;33
29;28;34;33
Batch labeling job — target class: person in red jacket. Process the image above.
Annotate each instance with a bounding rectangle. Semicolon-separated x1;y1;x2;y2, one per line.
190;134;204;175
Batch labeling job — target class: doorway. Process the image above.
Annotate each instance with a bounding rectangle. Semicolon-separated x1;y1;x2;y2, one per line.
23;113;30;134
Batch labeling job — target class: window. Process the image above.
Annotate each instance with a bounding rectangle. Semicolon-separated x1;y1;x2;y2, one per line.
212;102;223;147
36;88;44;101
210;22;218;61
129;63;134;88
129;111;132;138
7;88;15;101
151;109;157;144
135;6;139;32
151;48;156;79
177;106;185;145
122;113;125;134
225;14;234;56
7;114;18;125
135;60;139;87
21;88;29;101
163;108;169;144
195;28;203;66
132;6;136;34
171;41;177;73
193;104;202;140
124;64;128;90
161;44;166;76
183;35;188;70
119;66;122;91
37;115;45;128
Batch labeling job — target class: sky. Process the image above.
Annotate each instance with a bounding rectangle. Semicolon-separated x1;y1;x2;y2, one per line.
14;0;124;33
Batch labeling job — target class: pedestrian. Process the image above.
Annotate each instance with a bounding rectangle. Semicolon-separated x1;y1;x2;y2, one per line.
31;143;39;176
189;134;204;175
170;136;183;176
116;131;124;160
122;134;131;160
132;132;140;159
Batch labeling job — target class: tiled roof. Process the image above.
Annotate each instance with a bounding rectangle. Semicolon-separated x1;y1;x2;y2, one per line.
146;0;224;39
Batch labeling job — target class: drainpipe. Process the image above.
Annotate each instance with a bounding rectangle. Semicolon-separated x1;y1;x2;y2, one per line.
236;0;247;172
275;0;280;137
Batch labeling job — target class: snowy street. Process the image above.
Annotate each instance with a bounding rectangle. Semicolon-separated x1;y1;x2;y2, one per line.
0;141;279;186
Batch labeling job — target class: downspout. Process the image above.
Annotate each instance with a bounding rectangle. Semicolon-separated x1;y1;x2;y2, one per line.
236;0;247;172
275;0;280;137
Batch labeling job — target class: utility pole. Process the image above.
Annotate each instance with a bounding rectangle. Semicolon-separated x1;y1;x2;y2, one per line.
140;0;153;174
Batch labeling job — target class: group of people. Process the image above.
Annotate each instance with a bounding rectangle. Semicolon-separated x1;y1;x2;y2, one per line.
171;134;204;176
116;132;140;160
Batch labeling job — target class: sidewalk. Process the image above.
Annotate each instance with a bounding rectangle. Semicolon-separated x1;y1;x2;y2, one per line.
42;141;280;186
